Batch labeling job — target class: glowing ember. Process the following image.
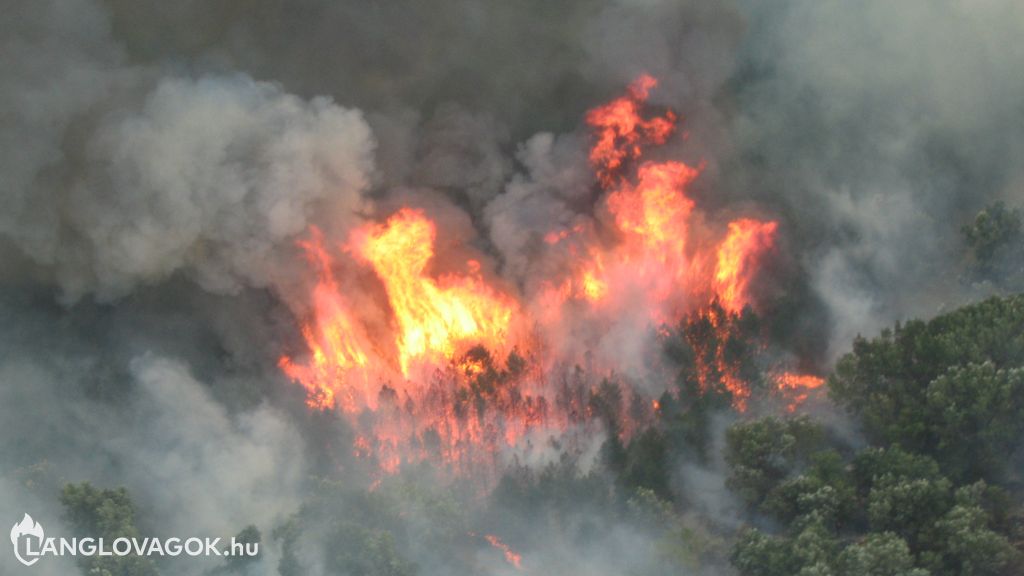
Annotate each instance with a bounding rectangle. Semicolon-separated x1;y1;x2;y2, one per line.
483;534;523;570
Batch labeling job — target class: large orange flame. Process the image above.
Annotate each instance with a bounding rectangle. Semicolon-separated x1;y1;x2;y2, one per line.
353;208;517;375
279;75;809;476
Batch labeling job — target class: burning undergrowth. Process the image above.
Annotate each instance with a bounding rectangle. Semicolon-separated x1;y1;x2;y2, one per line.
278;76;823;479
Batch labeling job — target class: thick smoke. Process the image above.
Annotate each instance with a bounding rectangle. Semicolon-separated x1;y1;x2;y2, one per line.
2;0;374;304
728;0;1024;357
0;284;307;575
2;0;1022;575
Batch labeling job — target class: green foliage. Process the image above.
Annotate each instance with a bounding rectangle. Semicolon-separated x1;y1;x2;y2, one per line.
658;305;770;462
677;303;765;403
656;383;717;463
731;528;802;576
962;201;1022;267
731;295;1024;576
790;515;840;573
852;447;943;494
620;427;672;500
234;524;260;545
926;362;1024;480
830;295;1024;481
59;482;158;576
61;483;139;538
866;474;952;546
492;453;614;518
724;416;825;507
922;503;1021;576
731;517;838;576
763;477;842;528
587;378;676;500
761;450;857;528
627;488;729;572
836;533;928;576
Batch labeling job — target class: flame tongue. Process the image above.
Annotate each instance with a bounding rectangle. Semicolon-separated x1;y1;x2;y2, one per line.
608;162;698;251
354;208;517;376
279;227;372;410
586;74;676;186
714;219;779;314
483;533;523;569
775;372;826;411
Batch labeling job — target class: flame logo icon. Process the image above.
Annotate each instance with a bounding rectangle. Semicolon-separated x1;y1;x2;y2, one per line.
10;513;44;566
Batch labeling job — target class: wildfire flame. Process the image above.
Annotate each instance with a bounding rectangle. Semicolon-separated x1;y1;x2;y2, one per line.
586;74;676;186
774;372;826;412
353;207;517;376
714;219;779;314
483;533;523;570
279;75;808;476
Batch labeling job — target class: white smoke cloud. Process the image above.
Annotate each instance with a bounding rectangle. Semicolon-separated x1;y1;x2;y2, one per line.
68;75;373;300
117;356;306;535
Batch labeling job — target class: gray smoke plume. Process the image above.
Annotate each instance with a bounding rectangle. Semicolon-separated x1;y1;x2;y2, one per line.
2;0;375;305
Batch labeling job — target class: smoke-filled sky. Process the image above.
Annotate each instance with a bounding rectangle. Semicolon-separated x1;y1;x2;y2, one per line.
2;0;1023;574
